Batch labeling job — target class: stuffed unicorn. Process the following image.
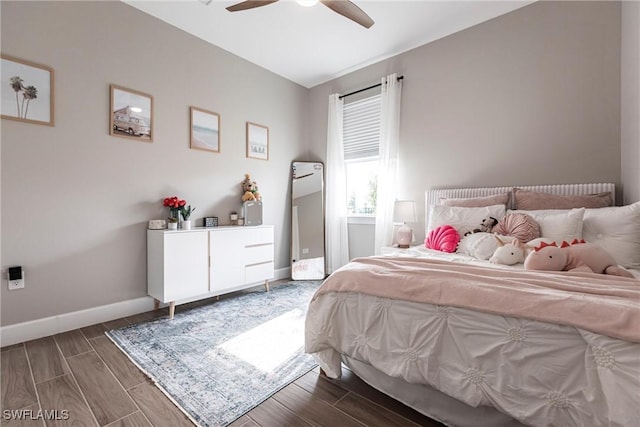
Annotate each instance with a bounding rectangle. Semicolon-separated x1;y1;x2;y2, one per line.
524;239;634;278
489;236;527;265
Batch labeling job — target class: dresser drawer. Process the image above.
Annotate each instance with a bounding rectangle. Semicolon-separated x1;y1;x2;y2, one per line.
245;243;273;265
245;261;274;284
244;227;274;246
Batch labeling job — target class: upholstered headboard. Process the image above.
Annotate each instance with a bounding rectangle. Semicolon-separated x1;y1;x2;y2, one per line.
425;183;615;231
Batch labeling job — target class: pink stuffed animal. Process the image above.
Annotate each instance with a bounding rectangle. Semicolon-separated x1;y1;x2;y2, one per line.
524;240;634;278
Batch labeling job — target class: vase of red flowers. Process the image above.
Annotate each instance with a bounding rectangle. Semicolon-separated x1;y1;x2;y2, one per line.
163;196;186;229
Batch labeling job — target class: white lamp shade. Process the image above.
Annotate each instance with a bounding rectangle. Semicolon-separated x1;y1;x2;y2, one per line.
393;200;417;223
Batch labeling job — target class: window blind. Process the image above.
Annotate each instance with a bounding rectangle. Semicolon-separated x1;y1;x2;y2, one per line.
343;94;381;160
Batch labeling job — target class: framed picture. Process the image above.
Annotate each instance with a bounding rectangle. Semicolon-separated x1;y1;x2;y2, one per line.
246;122;269;160
1;55;54;126
190;107;220;153
110;84;153;142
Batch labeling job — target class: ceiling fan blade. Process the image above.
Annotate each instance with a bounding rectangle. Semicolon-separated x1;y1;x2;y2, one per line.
320;0;374;29
226;0;279;12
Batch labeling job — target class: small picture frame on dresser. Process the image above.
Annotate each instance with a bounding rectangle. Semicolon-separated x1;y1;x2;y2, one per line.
203;216;218;227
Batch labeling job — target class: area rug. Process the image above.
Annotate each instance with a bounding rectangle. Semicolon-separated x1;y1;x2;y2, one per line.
106;280;322;427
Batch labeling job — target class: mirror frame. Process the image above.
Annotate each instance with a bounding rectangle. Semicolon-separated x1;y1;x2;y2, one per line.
291;161;326;280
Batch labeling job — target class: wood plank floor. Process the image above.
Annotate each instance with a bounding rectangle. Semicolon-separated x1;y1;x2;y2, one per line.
1;288;444;427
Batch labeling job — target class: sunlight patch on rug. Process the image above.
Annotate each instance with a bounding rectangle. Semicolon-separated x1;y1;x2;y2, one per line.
218;308;305;373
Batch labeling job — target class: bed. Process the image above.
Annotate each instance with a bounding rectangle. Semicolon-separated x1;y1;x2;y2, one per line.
305;183;640;427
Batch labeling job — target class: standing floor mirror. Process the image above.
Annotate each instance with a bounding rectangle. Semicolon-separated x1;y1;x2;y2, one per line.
291;162;325;280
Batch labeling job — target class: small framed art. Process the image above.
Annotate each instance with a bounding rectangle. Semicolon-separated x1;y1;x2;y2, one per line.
246;122;269;160
110;84;153;142
1;55;54;126
190;107;220;153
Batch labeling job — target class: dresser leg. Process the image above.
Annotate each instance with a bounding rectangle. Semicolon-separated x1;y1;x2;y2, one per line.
264;280;270;292
169;301;175;319
153;299;160;311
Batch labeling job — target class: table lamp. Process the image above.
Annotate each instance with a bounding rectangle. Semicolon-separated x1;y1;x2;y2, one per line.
393;200;417;248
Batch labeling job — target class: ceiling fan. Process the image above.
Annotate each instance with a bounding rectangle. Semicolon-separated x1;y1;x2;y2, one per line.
225;0;375;29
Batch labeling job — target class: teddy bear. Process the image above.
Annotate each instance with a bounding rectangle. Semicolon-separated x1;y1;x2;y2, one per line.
241;173;261;202
464;216;498;236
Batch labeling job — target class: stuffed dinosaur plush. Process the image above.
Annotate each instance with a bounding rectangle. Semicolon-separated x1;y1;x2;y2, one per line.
524;239;634;278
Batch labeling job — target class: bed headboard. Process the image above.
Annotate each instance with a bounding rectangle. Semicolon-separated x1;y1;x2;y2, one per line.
425;183;615;230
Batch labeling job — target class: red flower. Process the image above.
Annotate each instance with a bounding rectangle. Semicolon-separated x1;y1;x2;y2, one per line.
162;196;190;220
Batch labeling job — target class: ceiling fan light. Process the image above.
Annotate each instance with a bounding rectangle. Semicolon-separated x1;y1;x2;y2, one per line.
297;0;319;7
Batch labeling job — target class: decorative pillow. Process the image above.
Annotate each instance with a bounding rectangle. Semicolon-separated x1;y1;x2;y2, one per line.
428;204;506;237
441;193;509;208
513;188;612;210
582;202;640;269
508;208;585;243
425;225;460;253
457;232;514;260
492;213;541;243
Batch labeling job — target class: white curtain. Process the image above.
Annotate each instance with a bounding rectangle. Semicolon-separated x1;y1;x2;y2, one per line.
374;73;403;254
325;93;350;273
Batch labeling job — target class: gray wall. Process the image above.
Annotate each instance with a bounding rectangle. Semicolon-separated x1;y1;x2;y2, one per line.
621;0;640;205
308;1;627;257
0;1;308;326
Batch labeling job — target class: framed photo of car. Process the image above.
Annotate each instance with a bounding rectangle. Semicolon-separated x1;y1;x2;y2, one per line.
110;84;153;142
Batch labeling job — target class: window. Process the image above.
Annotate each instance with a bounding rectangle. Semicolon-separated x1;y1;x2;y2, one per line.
343;94;381;216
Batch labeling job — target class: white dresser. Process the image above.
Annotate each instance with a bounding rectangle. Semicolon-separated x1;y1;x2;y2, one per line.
147;225;274;318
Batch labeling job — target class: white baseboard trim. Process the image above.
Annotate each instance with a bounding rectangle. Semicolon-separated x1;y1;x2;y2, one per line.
275;266;291;281
1;296;155;347
1;267;293;347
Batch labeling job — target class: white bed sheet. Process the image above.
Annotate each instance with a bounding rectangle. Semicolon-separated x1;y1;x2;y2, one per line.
305;250;640;427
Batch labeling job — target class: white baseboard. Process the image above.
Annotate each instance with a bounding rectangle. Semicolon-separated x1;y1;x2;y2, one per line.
0;296;155;347
0;267;293;347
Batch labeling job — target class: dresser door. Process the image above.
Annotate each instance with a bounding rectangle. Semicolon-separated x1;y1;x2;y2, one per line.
163;231;209;301
209;229;245;293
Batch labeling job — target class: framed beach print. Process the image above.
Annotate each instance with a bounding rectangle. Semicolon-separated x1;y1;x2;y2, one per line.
246;122;269;160
110;84;153;142
190;107;220;153
1;55;54;126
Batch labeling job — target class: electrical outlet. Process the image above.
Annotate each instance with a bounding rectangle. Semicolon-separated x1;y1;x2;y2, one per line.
8;277;25;290
7;267;25;290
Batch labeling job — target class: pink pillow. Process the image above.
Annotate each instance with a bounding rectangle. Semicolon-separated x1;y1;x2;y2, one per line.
513;188;612;210
441;193;509;208
493;213;540;243
425;225;460;253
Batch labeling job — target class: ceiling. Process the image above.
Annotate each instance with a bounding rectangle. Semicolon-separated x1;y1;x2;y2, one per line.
123;0;535;88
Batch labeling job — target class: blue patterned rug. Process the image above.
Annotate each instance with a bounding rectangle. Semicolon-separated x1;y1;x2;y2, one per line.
106;280;322;427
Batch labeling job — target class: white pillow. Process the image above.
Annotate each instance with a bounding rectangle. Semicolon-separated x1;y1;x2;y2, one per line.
428;204;506;237
457;232;515;260
508;208;585;243
582;202;640;269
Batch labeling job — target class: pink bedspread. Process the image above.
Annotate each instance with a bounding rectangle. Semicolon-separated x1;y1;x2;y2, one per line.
315;256;640;342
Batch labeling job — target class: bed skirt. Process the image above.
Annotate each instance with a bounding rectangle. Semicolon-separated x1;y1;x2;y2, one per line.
341;355;526;427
